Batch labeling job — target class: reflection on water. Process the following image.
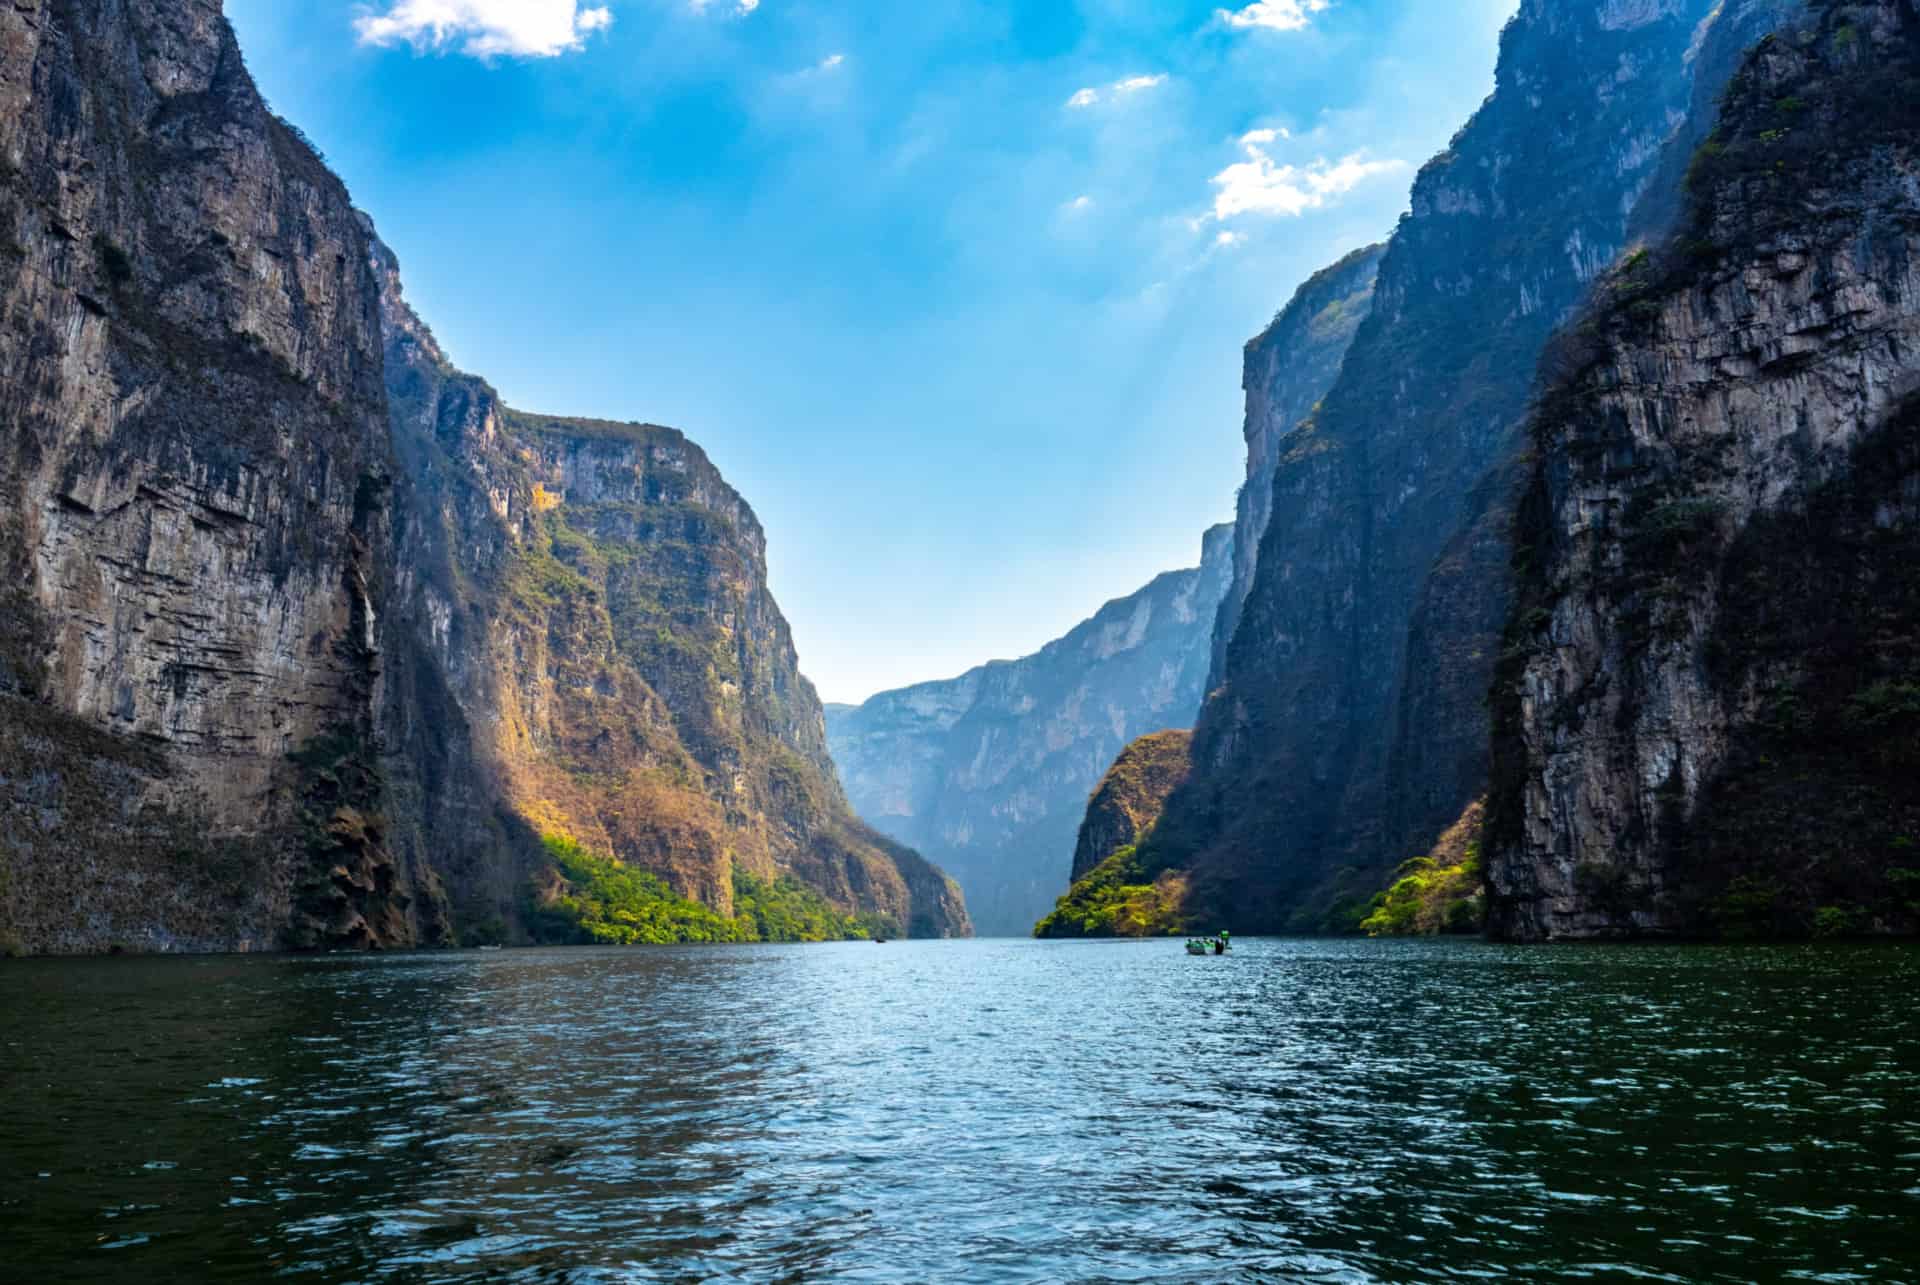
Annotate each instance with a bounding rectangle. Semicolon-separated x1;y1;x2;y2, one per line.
2;939;1917;1282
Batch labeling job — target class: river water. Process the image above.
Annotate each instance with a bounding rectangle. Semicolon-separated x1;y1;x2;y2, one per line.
2;938;1916;1282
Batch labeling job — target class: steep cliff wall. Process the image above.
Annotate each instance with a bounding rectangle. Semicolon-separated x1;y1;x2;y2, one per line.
828;526;1230;935
0;0;965;953
1212;245;1385;683
1488;0;1920;941
0;0;426;954
375;249;969;940
1145;0;1746;933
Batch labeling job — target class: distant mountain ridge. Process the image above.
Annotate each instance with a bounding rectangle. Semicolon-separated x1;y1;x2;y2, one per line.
826;526;1231;935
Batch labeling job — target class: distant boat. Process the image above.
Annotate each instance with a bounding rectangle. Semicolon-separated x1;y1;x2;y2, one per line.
872;937;890;944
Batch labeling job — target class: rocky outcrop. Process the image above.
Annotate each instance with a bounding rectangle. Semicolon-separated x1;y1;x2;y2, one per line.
1033;731;1195;939
0;0;967;952
828;526;1231;935
1035;728;1195;941
1069;729;1193;883
1487;0;1920;941
1140;0;1761;933
0;0;413;954
1212;245;1385;683
373;244;969;941
1359;799;1487;936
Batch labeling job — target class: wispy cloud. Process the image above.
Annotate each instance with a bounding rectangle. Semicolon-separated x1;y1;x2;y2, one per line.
354;0;614;58
1214;229;1246;248
689;0;757;16
1065;73;1168;110
1216;1;1332;32
1209;131;1403;219
1064;195;1094;213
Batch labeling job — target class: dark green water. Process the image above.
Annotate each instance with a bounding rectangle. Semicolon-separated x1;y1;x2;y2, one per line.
2;938;1916;1282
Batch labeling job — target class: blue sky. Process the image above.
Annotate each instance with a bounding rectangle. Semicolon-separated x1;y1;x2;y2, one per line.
226;0;1516;704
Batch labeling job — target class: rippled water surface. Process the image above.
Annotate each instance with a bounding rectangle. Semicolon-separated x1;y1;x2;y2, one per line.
4;939;1919;1282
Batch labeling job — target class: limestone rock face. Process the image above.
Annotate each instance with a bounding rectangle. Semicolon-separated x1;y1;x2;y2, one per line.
1068;730;1193;883
1212;245;1385;684
1487;0;1920;940
0;0;404;954
828;526;1231;935
0;0;967;952
373;245;970;940
1148;0;1758;932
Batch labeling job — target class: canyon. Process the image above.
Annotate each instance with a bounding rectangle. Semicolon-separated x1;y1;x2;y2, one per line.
3;0;1915;954
827;526;1230;935
1044;0;1914;944
0;0;966;954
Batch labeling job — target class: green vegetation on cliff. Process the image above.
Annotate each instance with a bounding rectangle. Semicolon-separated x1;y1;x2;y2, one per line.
1035;728;1201;938
527;836;888;945
1033;846;1189;938
1068;730;1195;883
529;836;739;944
736;869;895;942
1360;801;1486;936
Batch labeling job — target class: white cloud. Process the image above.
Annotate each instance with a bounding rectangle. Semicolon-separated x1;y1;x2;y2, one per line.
354;0;614;57
1065;195;1094;212
689;0;757;15
1065;74;1168;110
777;50;845;84
1239;127;1288;145
1214;230;1246;247
1216;0;1331;31
1209;132;1404;220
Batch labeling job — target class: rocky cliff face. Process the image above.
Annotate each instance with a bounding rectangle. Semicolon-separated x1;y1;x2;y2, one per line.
0;0;407;954
0;0;966;953
1212;245;1384;683
1032;729;1194;938
1488;0;1920;941
1068;730;1193;884
1141;0;1750;933
375;253;968;940
827;525;1231;935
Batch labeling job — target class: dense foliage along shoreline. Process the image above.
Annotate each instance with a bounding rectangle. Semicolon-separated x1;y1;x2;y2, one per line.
1359;802;1486;937
529;837;897;945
